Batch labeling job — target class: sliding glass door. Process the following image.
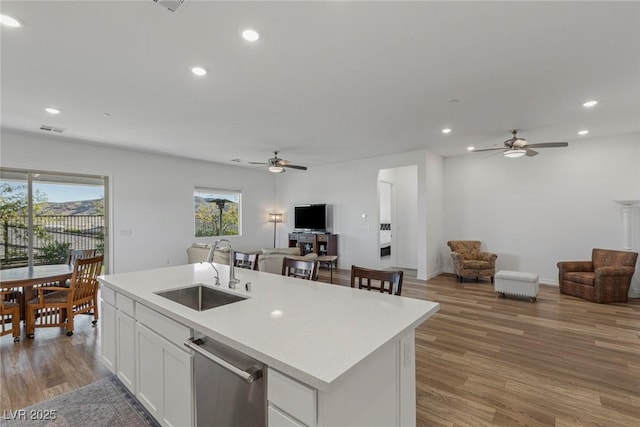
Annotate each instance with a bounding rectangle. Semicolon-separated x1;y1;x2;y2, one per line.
0;168;108;269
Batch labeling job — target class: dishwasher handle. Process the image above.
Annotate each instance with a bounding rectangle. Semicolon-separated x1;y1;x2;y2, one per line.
184;338;263;384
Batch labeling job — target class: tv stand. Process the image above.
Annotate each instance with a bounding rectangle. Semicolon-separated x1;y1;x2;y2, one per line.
288;233;338;257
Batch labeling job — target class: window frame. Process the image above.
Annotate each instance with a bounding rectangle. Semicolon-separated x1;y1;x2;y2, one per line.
0;167;108;270
193;186;242;238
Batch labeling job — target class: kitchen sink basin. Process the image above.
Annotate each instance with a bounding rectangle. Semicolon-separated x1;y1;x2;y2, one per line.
155;284;247;311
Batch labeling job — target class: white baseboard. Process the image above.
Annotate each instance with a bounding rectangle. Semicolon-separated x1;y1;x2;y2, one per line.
425;268;445;280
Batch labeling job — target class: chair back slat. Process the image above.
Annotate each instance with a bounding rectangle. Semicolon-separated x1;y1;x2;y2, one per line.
350;265;403;295
69;256;103;301
234;251;259;270
281;257;318;281
67;249;97;267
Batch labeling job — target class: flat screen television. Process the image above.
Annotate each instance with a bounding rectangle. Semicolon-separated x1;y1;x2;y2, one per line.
294;204;326;232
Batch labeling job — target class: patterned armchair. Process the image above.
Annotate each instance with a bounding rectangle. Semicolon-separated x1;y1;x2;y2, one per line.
557;248;638;303
447;240;497;283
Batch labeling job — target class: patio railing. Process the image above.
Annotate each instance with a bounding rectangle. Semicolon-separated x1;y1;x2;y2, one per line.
1;215;104;269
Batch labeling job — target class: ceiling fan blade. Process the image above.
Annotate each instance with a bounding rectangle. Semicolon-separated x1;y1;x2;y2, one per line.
282;164;307;170
248;161;269;165
482;150;505;159
525;149;538;157
525;142;568;148
471;147;505;153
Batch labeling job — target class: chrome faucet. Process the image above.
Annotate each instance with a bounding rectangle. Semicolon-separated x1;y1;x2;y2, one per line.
206;239;241;288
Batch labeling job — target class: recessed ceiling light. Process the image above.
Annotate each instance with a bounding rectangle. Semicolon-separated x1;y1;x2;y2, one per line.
242;29;260;42
467;146;475;151
441;128;452;134
577;130;589;135
191;66;207;76
583;100;598;107
45;107;61;115
0;14;22;28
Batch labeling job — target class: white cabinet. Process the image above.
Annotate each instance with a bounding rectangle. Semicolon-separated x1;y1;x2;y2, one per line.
116;310;136;393
267;330;417;427
100;285;194;427
268;369;316;426
268;405;306;427
99;288;117;374
136;322;164;420
100;287;136;392
136;320;195;427
162;339;194;427
136;322;194;427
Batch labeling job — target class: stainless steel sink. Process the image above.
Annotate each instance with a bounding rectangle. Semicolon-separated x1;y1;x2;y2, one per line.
155;284;247;311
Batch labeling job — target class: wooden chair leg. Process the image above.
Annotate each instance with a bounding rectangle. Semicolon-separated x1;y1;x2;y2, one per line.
26;305;35;338
13;307;20;341
66;312;74;336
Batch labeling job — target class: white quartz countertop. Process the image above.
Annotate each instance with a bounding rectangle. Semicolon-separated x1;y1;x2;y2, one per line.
98;263;439;390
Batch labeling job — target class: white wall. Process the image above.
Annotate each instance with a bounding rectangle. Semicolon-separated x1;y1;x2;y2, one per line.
1;129;277;273
443;133;640;287
425;150;444;279
7;128;634;293
275;150;438;280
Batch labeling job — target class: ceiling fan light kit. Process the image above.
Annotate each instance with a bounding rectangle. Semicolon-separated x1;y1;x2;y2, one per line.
503;149;526;158
268;166;284;173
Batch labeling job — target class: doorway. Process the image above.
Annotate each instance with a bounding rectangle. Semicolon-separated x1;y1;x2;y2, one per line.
377;166;418;272
0;168;108;271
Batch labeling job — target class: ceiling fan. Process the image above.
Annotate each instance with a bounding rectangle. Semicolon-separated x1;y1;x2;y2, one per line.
472;130;569;158
248;151;308;173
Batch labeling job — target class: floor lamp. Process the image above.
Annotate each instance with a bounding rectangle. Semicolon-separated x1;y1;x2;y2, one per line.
615;200;640;250
269;213;283;248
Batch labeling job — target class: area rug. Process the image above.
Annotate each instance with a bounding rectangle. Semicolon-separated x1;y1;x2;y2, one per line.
1;376;159;427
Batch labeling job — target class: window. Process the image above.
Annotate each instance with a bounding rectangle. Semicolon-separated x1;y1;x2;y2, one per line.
0;168;107;269
194;187;241;237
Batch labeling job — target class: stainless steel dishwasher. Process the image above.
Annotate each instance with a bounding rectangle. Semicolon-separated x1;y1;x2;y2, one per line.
184;335;266;427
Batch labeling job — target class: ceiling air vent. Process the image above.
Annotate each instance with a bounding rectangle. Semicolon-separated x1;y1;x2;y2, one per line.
152;0;186;12
40;125;65;133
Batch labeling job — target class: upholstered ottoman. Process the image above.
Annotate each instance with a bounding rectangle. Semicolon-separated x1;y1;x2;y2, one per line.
495;270;539;303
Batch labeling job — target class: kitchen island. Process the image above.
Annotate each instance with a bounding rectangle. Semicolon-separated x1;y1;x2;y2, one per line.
98;262;439;427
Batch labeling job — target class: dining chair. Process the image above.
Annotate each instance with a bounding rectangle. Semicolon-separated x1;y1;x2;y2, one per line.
0;289;21;342
281;257;319;281
26;255;103;338
234;251;259;270
67;248;97;267
61;248;97;288
350;265;404;295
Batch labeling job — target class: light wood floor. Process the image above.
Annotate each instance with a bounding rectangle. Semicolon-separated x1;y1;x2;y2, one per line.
2;270;639;427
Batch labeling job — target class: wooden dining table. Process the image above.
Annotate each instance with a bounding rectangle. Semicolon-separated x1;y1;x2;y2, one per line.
0;264;73;318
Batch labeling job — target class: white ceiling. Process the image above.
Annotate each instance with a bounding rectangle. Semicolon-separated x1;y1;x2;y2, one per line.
2;1;639;169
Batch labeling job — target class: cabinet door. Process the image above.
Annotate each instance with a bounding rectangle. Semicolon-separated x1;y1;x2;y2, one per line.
116;310;136;393
163;342;194;427
136;323;163;420
100;301;117;374
268;405;306;427
268;368;316;427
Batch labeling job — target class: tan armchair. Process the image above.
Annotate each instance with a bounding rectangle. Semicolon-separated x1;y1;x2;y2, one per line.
447;240;497;283
557;248;638;303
